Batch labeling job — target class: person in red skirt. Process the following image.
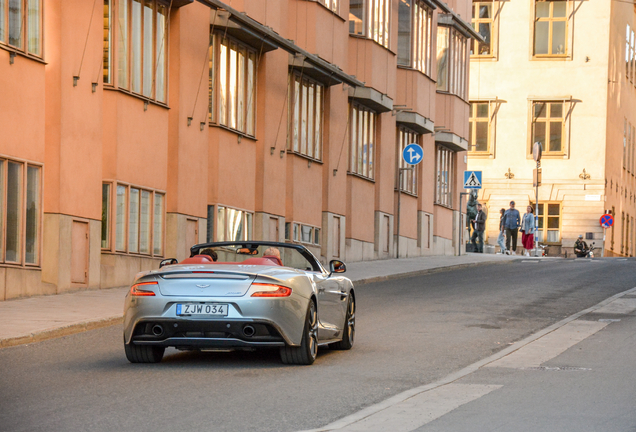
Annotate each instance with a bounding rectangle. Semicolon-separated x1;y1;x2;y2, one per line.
520;205;536;256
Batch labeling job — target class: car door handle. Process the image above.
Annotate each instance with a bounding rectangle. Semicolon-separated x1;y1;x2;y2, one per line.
318;287;325;293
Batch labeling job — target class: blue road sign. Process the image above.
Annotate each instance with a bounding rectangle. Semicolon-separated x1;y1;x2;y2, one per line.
600;214;614;228
402;143;424;165
464;171;482;189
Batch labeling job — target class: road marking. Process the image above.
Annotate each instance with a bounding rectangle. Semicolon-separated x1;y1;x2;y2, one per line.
330;384;501;432
486;320;608;369
590;298;636;315
298;286;636;432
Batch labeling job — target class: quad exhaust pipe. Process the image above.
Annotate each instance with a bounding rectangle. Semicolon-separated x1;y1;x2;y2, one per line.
243;325;256;337
151;324;164;336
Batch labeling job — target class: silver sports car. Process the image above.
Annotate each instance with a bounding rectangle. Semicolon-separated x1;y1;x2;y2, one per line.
123;241;355;365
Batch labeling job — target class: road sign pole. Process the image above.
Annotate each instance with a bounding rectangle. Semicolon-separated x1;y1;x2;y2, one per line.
397;167;413;259
601;228;606;258
535;161;539;257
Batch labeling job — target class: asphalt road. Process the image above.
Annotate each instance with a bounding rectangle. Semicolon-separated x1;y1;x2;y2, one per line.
1;259;635;432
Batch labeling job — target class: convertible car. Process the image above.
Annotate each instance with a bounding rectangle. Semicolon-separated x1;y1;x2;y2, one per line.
123;241;355;365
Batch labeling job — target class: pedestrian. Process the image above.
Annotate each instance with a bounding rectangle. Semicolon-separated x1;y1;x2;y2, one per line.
520;205;535;257
574;234;589;258
497;208;507;254
502;200;521;255
471;203;487;253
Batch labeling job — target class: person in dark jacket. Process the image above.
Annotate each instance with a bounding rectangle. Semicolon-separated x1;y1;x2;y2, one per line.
501;201;521;255
574;235;589;258
471;203;487;253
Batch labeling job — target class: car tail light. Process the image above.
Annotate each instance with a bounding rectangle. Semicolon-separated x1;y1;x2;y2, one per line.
250;283;292;297
130;281;157;296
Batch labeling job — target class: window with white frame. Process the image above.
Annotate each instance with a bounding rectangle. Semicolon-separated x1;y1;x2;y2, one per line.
471;0;494;56
435;146;454;207
531;101;564;155
216;206;253;242
349;102;376;179
533;0;567;57
0;0;42;57
108;183;164;256
436;26;468;99
104;0;168;102
349;0;390;48
288;72;324;160
318;0;338;12
396;127;419;195
0;159;41;265
397;0;433;75
209;33;257;136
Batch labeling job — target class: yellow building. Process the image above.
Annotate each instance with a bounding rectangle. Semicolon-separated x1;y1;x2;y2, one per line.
468;0;635;256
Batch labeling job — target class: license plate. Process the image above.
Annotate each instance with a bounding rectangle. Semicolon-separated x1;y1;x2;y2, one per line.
176;303;228;316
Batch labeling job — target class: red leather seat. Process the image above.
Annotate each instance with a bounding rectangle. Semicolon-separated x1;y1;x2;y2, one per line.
180;254;214;265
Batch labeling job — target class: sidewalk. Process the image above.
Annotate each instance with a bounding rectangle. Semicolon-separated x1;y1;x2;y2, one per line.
0;253;518;348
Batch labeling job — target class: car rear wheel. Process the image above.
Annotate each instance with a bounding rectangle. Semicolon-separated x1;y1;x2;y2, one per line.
332;294;355;350
280;300;318;365
124;342;165;363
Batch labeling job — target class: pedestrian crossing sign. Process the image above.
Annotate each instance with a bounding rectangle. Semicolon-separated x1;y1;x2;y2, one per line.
464;171;482;189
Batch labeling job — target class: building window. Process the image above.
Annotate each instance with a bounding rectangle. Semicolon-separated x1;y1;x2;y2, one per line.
318;0;338;12
110;0;168;102
287;222;320;246
0;159;41;265
396;127;419;195
471;0;493;56
469;101;491;154
288;72;324;160
534;0;567;57
111;183;164;255
532;101;564;155
349;102;376;179
209;34;257;136
435;146;454;207
101;183;110;248
626;25;635;84
398;0;433;75
0;0;42;57
535;202;561;244
436;26;468;99
349;0;390;48
216;206;253;242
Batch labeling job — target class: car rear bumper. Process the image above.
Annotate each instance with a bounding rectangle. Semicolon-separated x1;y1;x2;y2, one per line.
128;318;287;348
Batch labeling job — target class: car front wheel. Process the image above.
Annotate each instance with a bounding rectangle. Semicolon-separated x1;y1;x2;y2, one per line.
280;300;318;365
332;294;355;350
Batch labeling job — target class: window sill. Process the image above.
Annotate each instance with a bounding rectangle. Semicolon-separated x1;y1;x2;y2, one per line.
348;34;396;56
347;171;376;183
286;150;323;164
310;1;345;21
532;55;570;61
102;250;164;259
435;90;468;104
526;153;567;159
395;188;418;198
434;202;454;210
0;262;42;270
103;86;169;109
209;123;257;141
468;151;493;158
470;54;498;62
396;65;434;83
0;43;46;64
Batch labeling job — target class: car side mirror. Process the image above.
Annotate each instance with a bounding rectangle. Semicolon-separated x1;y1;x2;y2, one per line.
159;258;178;268
329;260;346;274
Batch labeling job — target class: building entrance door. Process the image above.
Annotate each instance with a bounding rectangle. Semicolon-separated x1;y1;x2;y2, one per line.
186;219;198;259
269;217;279;241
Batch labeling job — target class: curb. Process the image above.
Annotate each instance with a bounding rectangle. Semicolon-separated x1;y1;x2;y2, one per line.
0;316;123;349
0;258;512;349
350;259;512;287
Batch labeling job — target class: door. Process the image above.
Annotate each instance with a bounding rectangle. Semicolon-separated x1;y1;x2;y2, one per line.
71;221;89;284
268;217;279;241
186;219;198;258
315;273;348;340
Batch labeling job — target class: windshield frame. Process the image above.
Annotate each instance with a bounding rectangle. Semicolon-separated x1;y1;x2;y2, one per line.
189;241;326;273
